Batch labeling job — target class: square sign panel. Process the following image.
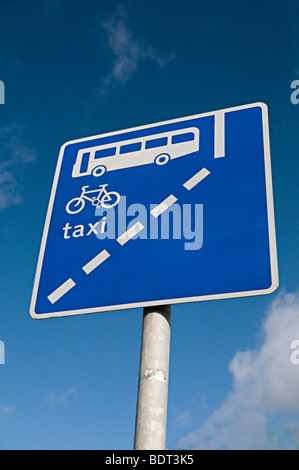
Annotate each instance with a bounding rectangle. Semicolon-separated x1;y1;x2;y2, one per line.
30;103;278;319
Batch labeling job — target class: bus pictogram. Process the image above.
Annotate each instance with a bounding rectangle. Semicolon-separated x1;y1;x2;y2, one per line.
72;127;200;178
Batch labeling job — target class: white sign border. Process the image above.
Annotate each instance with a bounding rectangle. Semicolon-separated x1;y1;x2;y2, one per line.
30;102;279;319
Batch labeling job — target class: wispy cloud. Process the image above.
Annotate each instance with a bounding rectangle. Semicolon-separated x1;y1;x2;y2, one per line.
99;6;175;94
47;386;80;404
0;403;15;415
179;291;299;450
0;123;36;209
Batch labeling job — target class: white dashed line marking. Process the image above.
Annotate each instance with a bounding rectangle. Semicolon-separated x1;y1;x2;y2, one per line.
82;249;110;275
150;194;178;218
183;168;210;190
117;221;145;246
47;167;211;303
48;278;76;304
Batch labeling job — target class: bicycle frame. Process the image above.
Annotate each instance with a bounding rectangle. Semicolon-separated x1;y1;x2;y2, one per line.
66;183;120;215
80;184;108;203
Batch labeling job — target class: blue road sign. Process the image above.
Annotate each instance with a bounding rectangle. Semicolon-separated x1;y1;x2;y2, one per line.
30;103;279;319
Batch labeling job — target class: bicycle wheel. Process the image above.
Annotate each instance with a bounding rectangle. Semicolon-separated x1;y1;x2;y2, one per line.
101;191;121;208
66;197;85;214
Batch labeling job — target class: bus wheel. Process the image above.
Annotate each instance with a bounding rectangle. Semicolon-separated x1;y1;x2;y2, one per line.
155;154;170;165
92;165;106;177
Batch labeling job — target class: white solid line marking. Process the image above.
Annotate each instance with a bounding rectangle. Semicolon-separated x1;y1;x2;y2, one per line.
150;194;178;218
82;249;110;275
183;168;211;190
117;222;145;246
48;278;76;304
214;111;225;158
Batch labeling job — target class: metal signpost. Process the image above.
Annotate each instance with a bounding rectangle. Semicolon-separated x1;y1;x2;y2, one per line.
134;305;171;450
30;102;278;449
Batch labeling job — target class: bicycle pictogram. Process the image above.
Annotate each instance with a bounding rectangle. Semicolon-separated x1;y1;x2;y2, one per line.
66;184;121;214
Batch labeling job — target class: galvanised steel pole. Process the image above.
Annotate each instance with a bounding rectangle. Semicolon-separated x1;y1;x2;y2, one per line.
134;304;172;450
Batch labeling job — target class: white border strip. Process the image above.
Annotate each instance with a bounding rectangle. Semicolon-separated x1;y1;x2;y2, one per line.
82;249;110;275
150;194;178;218
261;104;279;292
47;278;76;304
214;111;225;158
183;168;211;190
117;222;145;246
40;285;278;319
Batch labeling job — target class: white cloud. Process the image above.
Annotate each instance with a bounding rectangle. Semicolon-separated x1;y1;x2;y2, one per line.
179;291;299;450
47;386;79;404
0;123;36;209
100;6;175;94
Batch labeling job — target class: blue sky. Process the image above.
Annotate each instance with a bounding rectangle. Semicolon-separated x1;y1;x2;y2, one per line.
0;0;299;450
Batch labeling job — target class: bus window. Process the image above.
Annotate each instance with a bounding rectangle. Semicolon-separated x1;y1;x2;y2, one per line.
120;142;142;154
145;137;168;149
80;152;90;173
171;132;195;145
95;147;116;159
